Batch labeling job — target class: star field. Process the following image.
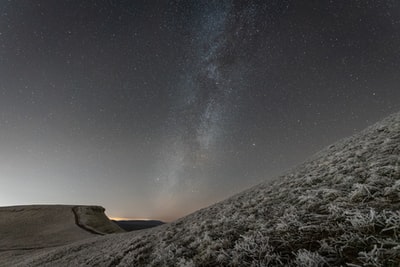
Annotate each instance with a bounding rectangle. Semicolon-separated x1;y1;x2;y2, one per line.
0;0;399;221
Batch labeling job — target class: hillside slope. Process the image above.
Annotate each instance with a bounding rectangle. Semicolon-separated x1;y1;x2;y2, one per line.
0;205;123;266
13;112;400;266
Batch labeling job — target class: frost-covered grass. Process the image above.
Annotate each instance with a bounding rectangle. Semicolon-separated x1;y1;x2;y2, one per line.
13;112;400;266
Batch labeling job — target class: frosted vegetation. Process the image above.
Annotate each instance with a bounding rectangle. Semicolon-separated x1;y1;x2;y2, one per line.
14;112;400;266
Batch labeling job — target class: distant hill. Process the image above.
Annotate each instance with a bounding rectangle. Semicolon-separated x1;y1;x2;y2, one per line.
113;220;164;231
0;205;123;266
5;112;400;266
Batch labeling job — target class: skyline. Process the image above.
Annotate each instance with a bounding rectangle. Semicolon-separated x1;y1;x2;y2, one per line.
1;0;399;221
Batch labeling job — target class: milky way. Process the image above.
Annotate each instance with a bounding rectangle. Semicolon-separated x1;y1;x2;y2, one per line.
157;1;233;193
1;1;399;221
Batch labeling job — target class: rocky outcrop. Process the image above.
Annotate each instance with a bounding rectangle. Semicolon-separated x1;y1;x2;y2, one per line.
72;206;124;235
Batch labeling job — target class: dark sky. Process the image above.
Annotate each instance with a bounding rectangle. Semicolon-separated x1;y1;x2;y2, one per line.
1;0;399;221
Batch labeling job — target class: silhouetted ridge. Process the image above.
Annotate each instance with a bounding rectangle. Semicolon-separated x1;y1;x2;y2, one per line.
113;220;164;231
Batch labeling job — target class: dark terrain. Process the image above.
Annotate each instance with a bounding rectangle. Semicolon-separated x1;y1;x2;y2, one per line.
113;220;164;231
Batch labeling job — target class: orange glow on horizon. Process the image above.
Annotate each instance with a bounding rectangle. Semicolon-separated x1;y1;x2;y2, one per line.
109;216;153;221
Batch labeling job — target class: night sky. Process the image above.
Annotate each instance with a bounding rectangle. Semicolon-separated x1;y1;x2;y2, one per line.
1;0;399;221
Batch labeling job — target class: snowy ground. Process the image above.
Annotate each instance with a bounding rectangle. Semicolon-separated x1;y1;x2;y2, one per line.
2;112;400;266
